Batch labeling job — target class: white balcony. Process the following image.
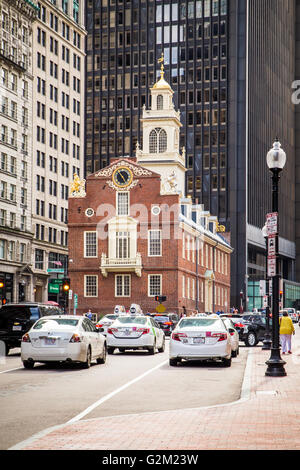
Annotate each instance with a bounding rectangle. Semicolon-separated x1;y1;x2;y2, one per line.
100;253;142;278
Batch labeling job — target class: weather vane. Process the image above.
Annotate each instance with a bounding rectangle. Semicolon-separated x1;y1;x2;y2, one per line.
158;52;164;79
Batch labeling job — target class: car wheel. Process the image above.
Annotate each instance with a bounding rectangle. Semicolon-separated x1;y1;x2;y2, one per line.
158;338;165;353
107;347;115;355
83;347;92;368
231;349;238;358
245;332;257;347
97;345;107;364
222;356;232;367
169;358;178;367
23;360;34;369
148;341;156;355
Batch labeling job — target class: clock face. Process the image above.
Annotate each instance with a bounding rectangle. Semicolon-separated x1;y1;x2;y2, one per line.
112;167;133;188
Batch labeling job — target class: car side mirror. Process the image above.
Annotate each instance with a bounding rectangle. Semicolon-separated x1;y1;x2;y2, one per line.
97;327;104;333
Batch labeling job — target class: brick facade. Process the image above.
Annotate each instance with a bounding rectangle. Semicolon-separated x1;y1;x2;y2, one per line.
68;158;232;317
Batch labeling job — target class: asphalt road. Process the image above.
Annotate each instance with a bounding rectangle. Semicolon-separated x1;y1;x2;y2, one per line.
0;339;249;450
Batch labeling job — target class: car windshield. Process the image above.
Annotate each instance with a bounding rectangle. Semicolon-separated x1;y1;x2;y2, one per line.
33;318;79;329
117;316;147;325
179;318;223;328
104;315;118;320
153;316;169;322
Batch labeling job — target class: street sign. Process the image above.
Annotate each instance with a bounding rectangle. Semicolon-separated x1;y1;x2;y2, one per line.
47;268;65;273
267;257;276;277
266;212;278;235
68;289;73;300
263;296;268;308
156;304;166;313
259;280;266;296
268;236;276;257
74;294;78;308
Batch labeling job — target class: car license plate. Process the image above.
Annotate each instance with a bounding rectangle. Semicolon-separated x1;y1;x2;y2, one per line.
45;338;56;345
12;325;22;331
193;337;205;344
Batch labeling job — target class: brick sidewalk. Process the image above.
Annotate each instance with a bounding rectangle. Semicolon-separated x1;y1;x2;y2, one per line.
14;348;300;450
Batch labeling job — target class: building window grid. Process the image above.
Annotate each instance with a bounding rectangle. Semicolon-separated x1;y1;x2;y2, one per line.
148;230;162;257
115;274;131;297
84;275;98;297
148;274;162;297
84;231;97;258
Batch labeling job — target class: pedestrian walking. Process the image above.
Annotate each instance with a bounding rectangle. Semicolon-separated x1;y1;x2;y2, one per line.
279;311;295;354
85;309;93;320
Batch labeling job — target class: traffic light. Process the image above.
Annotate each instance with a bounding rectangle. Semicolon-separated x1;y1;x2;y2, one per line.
155;295;167;303
62;278;70;293
0;279;5;305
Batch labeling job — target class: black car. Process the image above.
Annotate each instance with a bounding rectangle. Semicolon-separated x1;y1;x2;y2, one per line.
220;314;246;339
151;313;179;336
240;314;272;347
0;302;63;355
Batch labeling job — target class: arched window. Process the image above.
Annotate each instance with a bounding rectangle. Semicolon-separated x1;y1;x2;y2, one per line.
158;129;167;152
149;128;167;153
157;95;163;110
149;129;158;153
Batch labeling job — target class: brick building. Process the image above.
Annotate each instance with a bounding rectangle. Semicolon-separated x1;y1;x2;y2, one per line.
68;68;232;316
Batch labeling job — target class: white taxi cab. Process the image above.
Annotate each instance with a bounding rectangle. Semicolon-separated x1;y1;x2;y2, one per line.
107;315;165;355
169;315;232;367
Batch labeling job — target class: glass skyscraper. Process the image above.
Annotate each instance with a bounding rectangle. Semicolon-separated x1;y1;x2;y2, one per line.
85;0;229;224
85;0;298;308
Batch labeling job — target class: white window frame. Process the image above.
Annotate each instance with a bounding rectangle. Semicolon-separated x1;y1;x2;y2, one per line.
115;274;131;297
84;231;97;258
148;229;162;257
148;274;162;297
116;191;129;216
84;275;98;297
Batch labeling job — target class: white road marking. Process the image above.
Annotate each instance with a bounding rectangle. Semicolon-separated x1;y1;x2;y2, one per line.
67;359;168;424
0;367;23;374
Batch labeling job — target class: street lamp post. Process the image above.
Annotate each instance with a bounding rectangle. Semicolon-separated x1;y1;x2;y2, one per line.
265;139;287;377
262;224;272;350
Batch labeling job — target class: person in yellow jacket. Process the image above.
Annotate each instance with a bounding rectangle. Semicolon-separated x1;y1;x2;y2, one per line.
279;312;295;354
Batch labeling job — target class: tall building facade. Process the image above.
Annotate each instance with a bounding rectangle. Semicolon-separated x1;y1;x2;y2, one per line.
85;0;229;223
0;0;38;303
31;0;86;302
85;0;299;309
228;0;297;309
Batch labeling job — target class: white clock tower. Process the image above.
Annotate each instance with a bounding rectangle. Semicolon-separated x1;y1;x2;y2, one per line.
136;55;186;196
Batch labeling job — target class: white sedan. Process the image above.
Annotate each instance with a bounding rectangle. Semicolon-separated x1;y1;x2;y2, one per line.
96;314;120;336
106;315;165;355
169;316;232;367
21;315;107;369
222;318;240;357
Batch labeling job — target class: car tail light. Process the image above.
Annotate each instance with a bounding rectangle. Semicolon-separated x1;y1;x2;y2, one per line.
96;323;103;328
234;323;244;328
230;331;235;336
70;334;82;343
164;322;172;326
172;332;187;342
22;333;31;343
212;332;227;342
107;328;118;335
137;328;150;335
